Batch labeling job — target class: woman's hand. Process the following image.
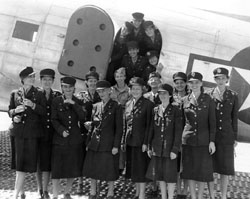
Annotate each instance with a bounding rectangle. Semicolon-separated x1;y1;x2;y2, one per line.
62;130;69;137
209;141;216;155
13;115;22;123
112;147;118;155
170;152;177;160
64;98;75;104
142;144;147;152
84;121;92;131
23;99;34;108
15;105;25;113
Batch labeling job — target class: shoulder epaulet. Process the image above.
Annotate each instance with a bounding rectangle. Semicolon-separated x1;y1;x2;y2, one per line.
227;88;238;96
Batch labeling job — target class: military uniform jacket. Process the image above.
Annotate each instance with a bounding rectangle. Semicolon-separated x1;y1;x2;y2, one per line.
87;99;123;152
208;87;238;145
51;95;86;146
183;92;216;146
110;84;130;106
121;54;147;82
125;96;154;147
142;64;156;82
148;104;183;157
143;29;162;55
8;86;46;138
144;91;161;106
39;88;61;141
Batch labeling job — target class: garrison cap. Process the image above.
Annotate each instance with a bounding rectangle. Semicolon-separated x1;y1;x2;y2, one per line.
115;67;126;76
96;80;111;90
143;20;154;29
158;83;173;95
173;72;187;82
146;50;159;59
213;67;229;77
129;77;145;87
60;76;76;86
125;21;134;33
40;68;55;78
132;12;144;21
187;72;203;82
149;72;161;80
19;66;36;79
85;71;99;80
126;41;138;50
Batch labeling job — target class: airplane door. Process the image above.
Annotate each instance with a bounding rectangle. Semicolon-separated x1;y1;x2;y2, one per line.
58;5;114;80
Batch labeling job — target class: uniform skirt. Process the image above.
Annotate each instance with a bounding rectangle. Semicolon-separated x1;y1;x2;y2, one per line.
82;149;119;181
51;144;83;179
38;138;53;172
213;144;235;175
15;137;39;172
146;156;178;183
181;145;213;182
10;135;16;170
125;146;150;182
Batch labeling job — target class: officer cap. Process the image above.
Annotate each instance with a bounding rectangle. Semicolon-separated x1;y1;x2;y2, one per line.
146;50;159;59
40;68;55;78
143;21;154;29
96;80;111;90
125;21;134;33
149;72;161;80
19;66;36;79
158;83;173;95
187;72;203;82
132;12;144;21
129;77;145;87
213;67;229;78
126;41;138;50
85;71;99;80
60;76;76;86
173;72;187;82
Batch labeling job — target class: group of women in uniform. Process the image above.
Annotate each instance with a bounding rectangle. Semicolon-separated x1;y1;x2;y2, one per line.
8;65;238;199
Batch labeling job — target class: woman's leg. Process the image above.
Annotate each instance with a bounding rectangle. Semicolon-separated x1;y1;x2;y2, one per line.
42;171;50;192
208;181;215;199
90;178;97;196
138;183;145;199
52;179;60;198
167;183;175;199
64;178;74;195
159;181;167;199
107;181;115;196
197;181;205;199
14;171;26;199
220;175;229;199
188;180;196;199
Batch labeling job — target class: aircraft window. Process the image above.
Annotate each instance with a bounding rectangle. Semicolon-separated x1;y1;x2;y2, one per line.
67;60;74;67
77;18;83;25
99;24;106;30
95;45;102;52
12;21;39;42
73;39;79;46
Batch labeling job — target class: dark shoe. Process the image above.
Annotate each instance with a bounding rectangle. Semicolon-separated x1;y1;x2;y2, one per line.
132;196;139;199
39;189;44;199
76;183;84;195
43;191;50;199
20;194;26;199
107;196;114;199
52;197;58;199
89;195;96;199
64;193;72;199
176;195;187;199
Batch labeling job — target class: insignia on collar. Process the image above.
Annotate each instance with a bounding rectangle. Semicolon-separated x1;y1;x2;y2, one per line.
191;72;195;77
217;68;221;73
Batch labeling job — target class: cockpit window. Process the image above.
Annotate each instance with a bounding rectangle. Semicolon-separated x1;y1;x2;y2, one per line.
12;21;39;42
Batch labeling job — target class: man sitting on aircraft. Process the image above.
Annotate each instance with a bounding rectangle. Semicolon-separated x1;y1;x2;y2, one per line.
106;21;134;85
130;12;147;55
121;41;147;84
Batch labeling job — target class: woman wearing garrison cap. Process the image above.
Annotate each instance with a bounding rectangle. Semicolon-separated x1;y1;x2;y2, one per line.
172;72;189;199
8;66;46;199
51;76;86;199
181;72;216;199
207;67;238;199
36;68;61;199
83;80;123;199
142;20;162;56
146;83;183;199
123;77;154;199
